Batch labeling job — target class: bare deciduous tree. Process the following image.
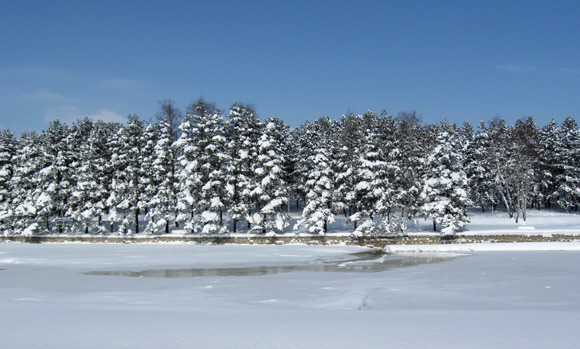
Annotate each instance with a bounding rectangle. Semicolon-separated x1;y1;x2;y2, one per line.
155;99;183;142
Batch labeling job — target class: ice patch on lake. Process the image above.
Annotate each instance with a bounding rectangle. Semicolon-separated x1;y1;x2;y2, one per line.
84;251;453;278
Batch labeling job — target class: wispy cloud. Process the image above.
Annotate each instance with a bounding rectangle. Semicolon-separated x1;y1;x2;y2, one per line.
22;89;68;103
99;78;144;89
496;64;535;73
563;68;580;75
0;67;69;82
87;109;127;123
45;106;126;124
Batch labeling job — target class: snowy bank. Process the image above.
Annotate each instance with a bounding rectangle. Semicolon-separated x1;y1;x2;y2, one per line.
387;241;580;253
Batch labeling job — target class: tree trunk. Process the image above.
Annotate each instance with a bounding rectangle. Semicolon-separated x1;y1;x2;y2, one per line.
433;220;437;232
135;208;139;234
262;214;267;234
165;220;169;234
500;192;513;218
233;219;237;233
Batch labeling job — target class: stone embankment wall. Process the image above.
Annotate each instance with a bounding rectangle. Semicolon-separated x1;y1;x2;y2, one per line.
1;234;579;247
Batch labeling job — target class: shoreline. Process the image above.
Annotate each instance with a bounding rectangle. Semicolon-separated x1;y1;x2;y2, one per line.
2;233;580;247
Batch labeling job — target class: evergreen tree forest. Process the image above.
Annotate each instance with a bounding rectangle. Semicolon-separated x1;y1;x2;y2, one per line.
1;99;579;237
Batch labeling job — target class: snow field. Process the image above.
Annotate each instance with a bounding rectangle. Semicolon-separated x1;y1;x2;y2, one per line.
1;243;580;348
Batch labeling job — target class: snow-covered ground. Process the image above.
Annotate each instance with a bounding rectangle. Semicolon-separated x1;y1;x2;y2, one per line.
405;209;580;236
8;208;580;238
1;243;580;348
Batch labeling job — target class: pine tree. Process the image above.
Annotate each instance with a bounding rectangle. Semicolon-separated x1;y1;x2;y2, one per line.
8;132;42;235
175;104;229;234
290;121;318;210
395;112;428;220
197;111;229;234
107;115;145;235
556;117;580;212
465;121;496;212
348;112;390;236
35;120;73;233
295;117;335;235
0;130;15;233
147;118;178;234
420;121;470;235
333;114;363;226
68;118;97;233
374;113;404;234
538;120;560;209
140;123;159;233
174;113;203;232
248;118;290;234
225;103;260;232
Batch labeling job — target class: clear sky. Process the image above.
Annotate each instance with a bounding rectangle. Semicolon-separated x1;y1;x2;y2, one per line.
1;0;579;134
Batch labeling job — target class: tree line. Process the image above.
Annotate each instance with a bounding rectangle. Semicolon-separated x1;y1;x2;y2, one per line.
0;98;578;236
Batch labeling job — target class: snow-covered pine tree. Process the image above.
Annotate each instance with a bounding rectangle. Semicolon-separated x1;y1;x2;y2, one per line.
373;112;402;234
461;122;474;152
419;121;470;235
289;121;317;210
8;132;43;235
537;119;560;209
333;114;363;225
94;121;122;232
465;121;490;212
35;120;73;233
68;118;97;233
107;115;146;235
95;121;124;234
0;130;15;233
248;118;290;234
556;117;580;212
147;117;179;234
394;111;428;221
197;111;229;234
225;103;260;232
175;100;229;234
294;117;335;235
140;123;159;234
174;113;203;232
348;112;389;236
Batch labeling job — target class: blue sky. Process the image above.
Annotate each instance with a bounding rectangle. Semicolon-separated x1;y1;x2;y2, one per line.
1;0;579;134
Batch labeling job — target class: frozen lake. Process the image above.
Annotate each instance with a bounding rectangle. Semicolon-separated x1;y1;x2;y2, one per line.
1;244;579;348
